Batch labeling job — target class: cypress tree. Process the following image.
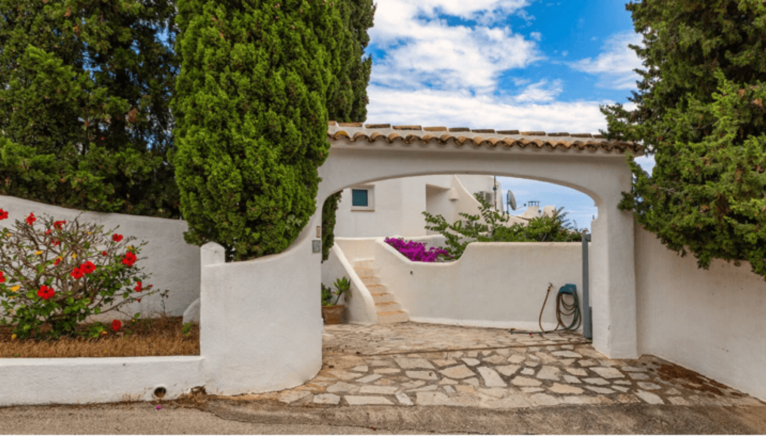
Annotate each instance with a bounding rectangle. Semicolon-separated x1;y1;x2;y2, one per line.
604;1;766;277
173;0;343;261
321;0;375;261
0;0;179;217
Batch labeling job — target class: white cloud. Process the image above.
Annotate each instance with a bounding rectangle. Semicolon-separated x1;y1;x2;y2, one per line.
370;0;542;93
367;86;610;133
571;32;643;89
530;31;542;41
514;79;563;103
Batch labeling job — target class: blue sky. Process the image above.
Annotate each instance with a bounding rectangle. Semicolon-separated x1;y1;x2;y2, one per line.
365;0;652;229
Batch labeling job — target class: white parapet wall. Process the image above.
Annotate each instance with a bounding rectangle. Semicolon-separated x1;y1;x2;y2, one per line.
199;213;324;396
0;356;204;406
0;195;200;318
634;227;766;401
370;239;584;330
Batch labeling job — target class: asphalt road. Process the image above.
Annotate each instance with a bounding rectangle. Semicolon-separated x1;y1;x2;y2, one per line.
1;400;766;434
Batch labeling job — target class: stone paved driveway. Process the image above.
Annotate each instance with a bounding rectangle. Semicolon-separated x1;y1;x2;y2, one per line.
238;323;763;410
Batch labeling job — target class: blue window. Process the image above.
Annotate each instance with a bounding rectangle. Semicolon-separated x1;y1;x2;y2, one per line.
352;189;369;207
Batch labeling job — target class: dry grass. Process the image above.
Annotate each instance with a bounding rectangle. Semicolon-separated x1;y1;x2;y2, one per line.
0;316;199;358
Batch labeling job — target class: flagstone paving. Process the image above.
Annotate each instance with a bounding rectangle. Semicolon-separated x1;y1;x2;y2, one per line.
238;323;763;410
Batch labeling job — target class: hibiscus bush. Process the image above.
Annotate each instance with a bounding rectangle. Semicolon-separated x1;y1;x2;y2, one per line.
384;238;451;263
0;209;166;339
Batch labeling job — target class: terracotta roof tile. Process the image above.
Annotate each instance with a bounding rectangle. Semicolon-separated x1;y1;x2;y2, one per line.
326;124;640;154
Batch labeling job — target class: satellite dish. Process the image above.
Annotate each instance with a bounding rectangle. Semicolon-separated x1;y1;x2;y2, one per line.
506;190;517;211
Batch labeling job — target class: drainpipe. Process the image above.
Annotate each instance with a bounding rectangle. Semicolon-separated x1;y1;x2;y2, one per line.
582;233;593;340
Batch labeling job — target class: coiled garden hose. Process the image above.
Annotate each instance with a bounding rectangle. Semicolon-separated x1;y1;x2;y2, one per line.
511;283;583;335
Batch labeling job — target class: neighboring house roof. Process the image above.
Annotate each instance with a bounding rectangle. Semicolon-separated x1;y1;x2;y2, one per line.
327;122;641;154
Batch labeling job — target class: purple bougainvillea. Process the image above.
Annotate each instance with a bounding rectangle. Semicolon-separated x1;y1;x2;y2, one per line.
384;238;451;263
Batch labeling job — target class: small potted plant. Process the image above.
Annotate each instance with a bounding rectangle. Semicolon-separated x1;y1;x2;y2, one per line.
321;277;350;325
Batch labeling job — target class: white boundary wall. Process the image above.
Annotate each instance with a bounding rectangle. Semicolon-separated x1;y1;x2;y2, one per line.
634;227;766;400
337;238;584;331
0;356;204;406
0;195;200;318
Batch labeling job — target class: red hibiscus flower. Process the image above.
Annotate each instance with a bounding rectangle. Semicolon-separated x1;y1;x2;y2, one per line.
54;258;61;266
134;281;143;293
122;252;137;267
0;209;8;220
0;271;5;283
38;285;55;300
80;261;96;275
70;267;84;280
112;234;123;243
25;212;36;226
53;220;66;230
112;319;122;332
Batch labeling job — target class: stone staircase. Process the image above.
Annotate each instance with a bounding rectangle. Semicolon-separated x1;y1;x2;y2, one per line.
353;259;409;324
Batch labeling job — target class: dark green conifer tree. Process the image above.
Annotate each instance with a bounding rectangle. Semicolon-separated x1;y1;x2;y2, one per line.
0;0;179;217
173;0;343;261
604;0;766;277
321;0;375;261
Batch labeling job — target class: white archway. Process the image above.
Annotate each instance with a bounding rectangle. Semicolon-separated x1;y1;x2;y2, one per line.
199;123;642;396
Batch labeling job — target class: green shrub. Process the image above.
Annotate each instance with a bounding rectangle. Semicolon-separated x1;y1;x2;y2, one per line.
0;209;166;339
173;0;343;261
0;0;179;217
424;194;584;259
604;1;766;278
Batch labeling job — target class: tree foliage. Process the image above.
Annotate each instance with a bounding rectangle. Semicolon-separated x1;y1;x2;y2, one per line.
603;1;766;277
424;194;583;260
0;0;179;217
173;0;343;261
321;0;375;262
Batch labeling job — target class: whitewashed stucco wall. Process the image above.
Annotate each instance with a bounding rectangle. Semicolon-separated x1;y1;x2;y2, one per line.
634;227;766;401
371;239;584;330
335;175;497;239
0;195;200;319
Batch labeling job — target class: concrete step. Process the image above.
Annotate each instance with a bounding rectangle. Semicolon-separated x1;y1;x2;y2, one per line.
371;292;396;304
353;259;375;269
360;276;382;286
378;310;409;324
353;267;377;278
366;284;387;294
375;301;402;312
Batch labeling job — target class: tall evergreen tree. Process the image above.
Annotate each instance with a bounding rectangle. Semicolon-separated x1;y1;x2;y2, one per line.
604;0;766;277
321;0;375;261
173;0;343;261
0;0;179;217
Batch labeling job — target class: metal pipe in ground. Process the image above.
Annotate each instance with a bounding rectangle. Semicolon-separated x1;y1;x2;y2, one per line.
582;233;593;340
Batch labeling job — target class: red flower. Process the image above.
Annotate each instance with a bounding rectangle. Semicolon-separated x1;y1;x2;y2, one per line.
0;271;4;283
70;267;84;280
80;261;96;275
122;252;137;267
112;234;123;242
53;220;66;230
0;209;8;220
45;229;52;235
54;258;61;266
38;285;55;300
134;281;143;293
25;212;36;226
136;298;142;303
52;239;60;246
112;319;122;332
102;251;108;256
